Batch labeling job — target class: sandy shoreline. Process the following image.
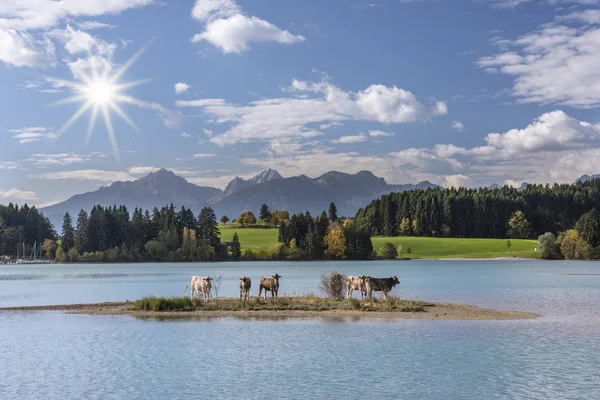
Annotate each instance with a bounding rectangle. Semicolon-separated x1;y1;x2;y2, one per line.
0;301;539;321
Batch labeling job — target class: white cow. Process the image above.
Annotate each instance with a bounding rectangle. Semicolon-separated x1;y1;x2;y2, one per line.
184;276;213;300
346;275;367;299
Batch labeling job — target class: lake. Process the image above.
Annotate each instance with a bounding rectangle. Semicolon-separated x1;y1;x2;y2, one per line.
1;260;599;399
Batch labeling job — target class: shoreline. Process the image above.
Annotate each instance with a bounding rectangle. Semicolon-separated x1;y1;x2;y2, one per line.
0;300;540;321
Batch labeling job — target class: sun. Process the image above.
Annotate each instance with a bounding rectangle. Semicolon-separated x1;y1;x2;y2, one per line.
49;45;152;162
85;79;117;106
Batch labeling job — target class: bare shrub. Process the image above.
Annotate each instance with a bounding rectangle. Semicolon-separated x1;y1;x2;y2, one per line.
318;270;345;301
211;275;222;298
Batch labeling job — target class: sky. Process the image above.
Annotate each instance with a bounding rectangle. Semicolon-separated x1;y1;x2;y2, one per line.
2;0;600;207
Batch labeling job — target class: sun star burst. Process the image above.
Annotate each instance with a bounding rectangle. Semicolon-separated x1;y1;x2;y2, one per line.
49;45;153;161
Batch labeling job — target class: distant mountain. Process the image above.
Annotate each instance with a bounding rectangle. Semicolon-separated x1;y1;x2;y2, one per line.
488;183;501;189
517;182;530;191
576;174;600;183
210;168;283;203
42;168;440;231
210;170;440;219
42;168;221;230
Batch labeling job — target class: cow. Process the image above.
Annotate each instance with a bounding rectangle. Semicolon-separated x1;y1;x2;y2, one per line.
183;276;213;300
364;276;400;300
239;276;252;301
258;274;281;300
345;275;367;299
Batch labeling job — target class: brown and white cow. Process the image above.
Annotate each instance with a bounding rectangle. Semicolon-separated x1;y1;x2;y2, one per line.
258;274;281;300
183;276;213;300
239;276;251;301
365;276;400;299
345;275;367;299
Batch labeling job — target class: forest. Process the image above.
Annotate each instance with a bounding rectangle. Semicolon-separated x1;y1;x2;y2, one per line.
353;179;600;259
0;201;373;262
2;179;600;262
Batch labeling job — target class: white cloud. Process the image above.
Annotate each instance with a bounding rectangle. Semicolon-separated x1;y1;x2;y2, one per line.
0;1;153;69
560;9;600;25
192;0;241;22
368;130;394;137
175;82;191;94
332;134;367;144
452;121;465;131
181;132;192;139
128;166;160;175
9;127;56;144
192;153;217;158
444;174;472;188
77;21;117;30
176;78;446;146
191;0;304;53
144;102;182;129
0;188;38;201
37;170;134;182
0;28;55;67
238;110;600;189
482;110;600;154
28;153;90;166
0;0;155;31
49;25;115;56
477;22;600;107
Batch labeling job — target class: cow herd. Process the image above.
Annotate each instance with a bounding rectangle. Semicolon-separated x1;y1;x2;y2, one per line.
183;274;400;301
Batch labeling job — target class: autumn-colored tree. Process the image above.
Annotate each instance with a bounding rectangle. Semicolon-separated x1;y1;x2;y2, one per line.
399;217;411;236
377;242;397;259
236;211;257;226
343;218;353;227
560;230;590;260
55;246;65;262
324;225;346;258
507;210;531;239
411;219;418;234
42;239;57;260
180;227;197;260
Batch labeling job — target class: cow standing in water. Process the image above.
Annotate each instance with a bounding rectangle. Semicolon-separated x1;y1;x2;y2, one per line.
258;274;281;300
365;276;400;300
345;275;368;299
183;276;213;300
239;276;251;301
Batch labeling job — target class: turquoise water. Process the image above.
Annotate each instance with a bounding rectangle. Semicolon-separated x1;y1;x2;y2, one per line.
1;260;599;399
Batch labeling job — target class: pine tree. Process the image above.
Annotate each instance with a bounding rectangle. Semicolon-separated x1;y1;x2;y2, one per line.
198;207;220;248
328;202;338;222
259;204;271;222
61;212;75;252
231;232;242;261
74;209;89;254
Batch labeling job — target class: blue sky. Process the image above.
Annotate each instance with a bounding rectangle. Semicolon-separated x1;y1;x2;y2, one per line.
2;0;600;207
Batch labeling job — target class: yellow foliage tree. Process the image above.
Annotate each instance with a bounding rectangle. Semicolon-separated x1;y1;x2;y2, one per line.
411;219;418;234
399;217;411;236
324;225;346;258
343;218;353;227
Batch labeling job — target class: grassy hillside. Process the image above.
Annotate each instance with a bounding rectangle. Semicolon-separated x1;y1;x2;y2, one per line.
371;237;540;259
219;225;279;250
219;225;540;259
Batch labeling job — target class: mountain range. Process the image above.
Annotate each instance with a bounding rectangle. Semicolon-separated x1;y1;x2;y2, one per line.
576;174;600;183
41;168;439;230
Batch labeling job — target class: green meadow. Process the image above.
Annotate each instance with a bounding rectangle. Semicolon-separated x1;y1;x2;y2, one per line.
219;225;540;259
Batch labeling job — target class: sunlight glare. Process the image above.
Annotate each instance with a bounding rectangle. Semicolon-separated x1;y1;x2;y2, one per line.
49;46;151;162
86;79;116;106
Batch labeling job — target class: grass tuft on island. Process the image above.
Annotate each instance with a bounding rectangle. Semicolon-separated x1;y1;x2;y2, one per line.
132;296;433;313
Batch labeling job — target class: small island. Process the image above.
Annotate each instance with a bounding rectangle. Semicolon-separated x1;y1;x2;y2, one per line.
0;296;539;321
